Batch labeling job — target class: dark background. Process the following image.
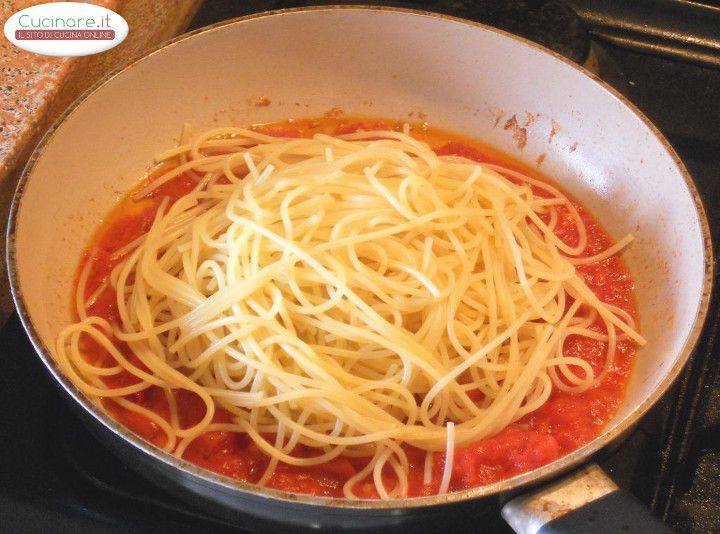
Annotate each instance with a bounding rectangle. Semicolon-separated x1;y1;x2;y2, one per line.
1;1;718;533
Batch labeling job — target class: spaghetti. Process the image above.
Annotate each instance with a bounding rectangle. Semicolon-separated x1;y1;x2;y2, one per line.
56;123;643;499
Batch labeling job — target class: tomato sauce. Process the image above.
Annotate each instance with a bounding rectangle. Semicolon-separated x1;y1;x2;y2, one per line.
75;116;637;498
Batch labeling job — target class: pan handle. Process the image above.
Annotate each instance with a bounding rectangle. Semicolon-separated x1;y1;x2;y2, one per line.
500;463;673;533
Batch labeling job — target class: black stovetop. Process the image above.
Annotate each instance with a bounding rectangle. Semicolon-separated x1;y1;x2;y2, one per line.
1;2;719;533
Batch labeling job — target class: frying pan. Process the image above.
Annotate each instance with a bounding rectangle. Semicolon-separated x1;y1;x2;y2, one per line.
6;7;713;532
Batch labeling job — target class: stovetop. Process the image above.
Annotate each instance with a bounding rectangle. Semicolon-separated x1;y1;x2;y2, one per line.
1;1;719;533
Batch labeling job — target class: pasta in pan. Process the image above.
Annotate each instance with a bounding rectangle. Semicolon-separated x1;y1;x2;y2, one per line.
57;118;642;499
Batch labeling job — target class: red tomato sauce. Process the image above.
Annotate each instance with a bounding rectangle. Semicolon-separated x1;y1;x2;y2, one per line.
75;116;637;498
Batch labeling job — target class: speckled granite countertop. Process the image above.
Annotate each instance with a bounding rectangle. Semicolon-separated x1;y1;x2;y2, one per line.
0;1;119;184
0;0;202;324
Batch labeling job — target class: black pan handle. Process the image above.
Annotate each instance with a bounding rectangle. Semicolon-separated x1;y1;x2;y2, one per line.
501;463;674;533
568;0;720;69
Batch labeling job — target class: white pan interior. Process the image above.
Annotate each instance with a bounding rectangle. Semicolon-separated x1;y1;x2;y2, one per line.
11;8;709;495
